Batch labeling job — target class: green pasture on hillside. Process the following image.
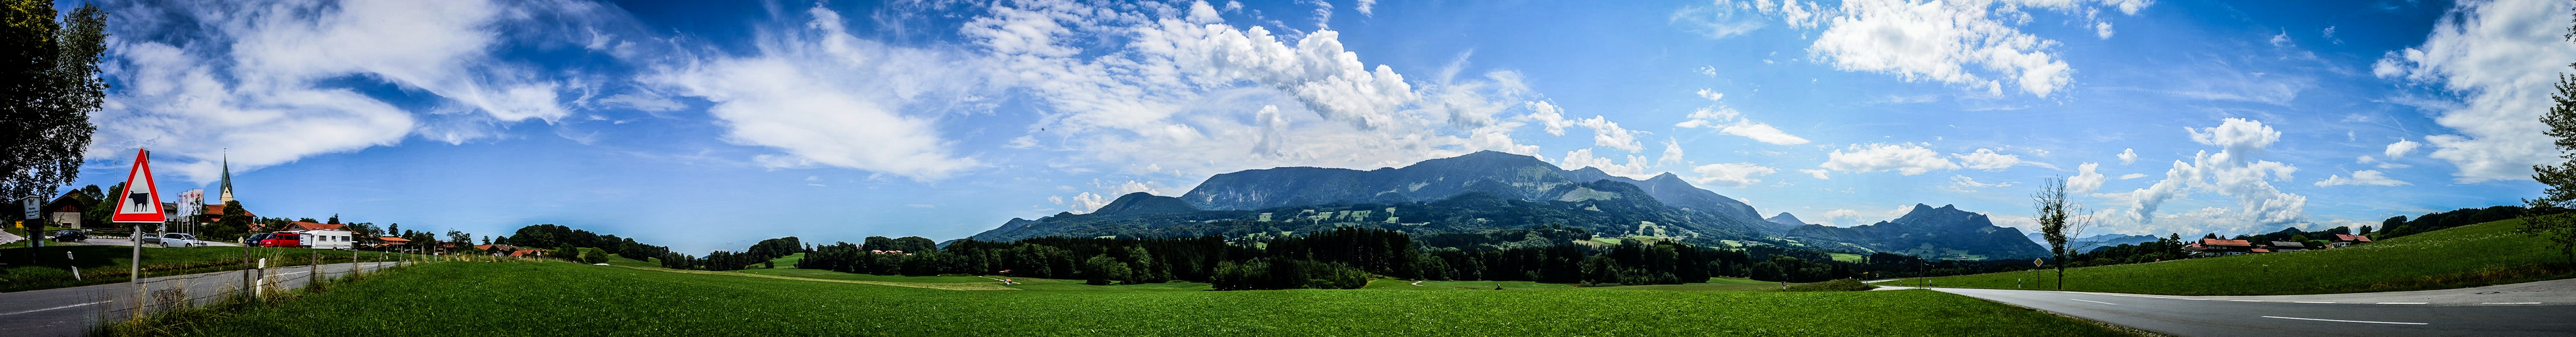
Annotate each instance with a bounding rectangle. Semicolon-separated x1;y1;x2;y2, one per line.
1914;219;2575;295
165;262;2131;336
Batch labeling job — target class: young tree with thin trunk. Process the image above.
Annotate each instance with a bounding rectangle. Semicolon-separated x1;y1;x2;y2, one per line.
2033;178;2093;290
2523;7;2576;265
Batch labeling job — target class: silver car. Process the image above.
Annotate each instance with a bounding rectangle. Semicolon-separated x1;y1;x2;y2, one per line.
151;233;205;247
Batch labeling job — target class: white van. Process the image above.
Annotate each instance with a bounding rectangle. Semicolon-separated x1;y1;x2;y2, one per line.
291;229;355;250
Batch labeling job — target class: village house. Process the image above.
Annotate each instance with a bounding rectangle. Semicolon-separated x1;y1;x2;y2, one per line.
2188;238;2255;257
2268;241;2308;252
2330;234;2373;248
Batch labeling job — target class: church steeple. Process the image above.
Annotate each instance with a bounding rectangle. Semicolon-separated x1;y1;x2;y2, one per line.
219;150;234;204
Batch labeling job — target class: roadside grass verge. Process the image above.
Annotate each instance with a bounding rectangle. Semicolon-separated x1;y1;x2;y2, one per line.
165;262;2134;336
0;245;416;293
100;259;426;337
1918;218;2576;295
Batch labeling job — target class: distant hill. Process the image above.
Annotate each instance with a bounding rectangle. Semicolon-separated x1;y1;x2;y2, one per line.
2023;233;2164;253
1784;204;2049;260
969;152;2048;262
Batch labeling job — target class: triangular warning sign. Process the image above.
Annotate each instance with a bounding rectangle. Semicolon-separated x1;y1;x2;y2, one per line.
111;148;166;223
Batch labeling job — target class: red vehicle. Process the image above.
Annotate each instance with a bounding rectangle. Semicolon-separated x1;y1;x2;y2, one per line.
248;232;304;247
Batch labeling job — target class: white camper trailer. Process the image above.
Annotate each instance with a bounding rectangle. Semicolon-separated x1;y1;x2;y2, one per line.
292;229;355;250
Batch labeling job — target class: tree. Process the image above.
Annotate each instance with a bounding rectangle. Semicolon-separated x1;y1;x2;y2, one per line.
446;231;471;246
206;200;251;241
2524;10;2576;265
1;1;107;205
2033;178;2093;290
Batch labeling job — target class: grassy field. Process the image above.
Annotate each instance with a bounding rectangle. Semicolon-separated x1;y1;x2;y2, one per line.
0;245;417;293
767;252;803;268
158;261;2133;336
1914;218;2575;295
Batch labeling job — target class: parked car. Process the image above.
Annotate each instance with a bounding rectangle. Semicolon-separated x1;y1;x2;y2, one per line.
248;232;304;248
153;233;205;247
50;230;85;242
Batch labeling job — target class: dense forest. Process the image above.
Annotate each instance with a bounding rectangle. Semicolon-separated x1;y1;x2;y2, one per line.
665;226;2029;290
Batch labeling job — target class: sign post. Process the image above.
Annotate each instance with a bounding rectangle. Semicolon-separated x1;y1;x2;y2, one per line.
112;149;166;286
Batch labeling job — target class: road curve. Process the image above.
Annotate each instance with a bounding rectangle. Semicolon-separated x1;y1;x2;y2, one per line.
1880;279;2576;336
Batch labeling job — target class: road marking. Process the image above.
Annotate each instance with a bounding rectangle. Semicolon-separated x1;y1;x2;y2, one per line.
2069;299;2119;305
2293;301;2335;304
2262;316;2427;325
2229;300;2263;302
0;301;112;316
2374;302;2427;305
2480;302;2542;305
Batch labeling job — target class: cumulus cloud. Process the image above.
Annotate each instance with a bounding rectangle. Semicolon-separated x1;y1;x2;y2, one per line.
1821;143;1958;175
2109;118;2306;226
92;0;586;183
647;4;982;179
1690;162;1779;188
2383;138;2423;158
2118;148;2138;164
2316;170;2409;187
1558;149;1656;179
2068;162;2106;193
2117;173;2147;180
1660;139;1687;166
2372;0;2576;183
969;0;1551;177
1578;116;1646;152
1801;0;2115;96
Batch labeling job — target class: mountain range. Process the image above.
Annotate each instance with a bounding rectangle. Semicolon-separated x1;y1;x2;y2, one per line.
969;151;2048;261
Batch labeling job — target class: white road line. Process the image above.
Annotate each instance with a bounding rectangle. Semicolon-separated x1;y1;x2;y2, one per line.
2070;299;2120;305
2229;300;2263;302
2480;302;2542;305
0;301;112;316
2375;302;2427;305
2262;315;2428;325
2293;301;2335;304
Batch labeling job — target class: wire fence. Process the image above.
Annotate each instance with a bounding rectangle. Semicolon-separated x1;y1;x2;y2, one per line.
84;250;458;320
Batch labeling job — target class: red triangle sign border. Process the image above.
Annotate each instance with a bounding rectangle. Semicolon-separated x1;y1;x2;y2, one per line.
110;148;166;224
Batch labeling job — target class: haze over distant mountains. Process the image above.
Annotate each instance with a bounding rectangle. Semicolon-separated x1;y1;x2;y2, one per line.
969;151;2048;261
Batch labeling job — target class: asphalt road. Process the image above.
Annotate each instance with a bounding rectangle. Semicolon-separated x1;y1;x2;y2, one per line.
1878;279;2576;336
0;261;405;337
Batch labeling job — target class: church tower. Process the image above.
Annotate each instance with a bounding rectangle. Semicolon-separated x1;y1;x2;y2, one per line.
219;152;234;204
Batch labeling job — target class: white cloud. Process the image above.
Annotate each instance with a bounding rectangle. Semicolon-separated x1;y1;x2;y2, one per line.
1671;1;1770;39
2268;31;2292;47
2112;118;2306;226
1690;162;1779;188
94;0;582;183
2383;138;2423;158
1946;175;2013;192
596;92;686;112
1660;139;1687;166
1674;90;1809;145
2093;22;2114;39
2372;0;2576;183
647;4;981;180
1799;168;1832;180
2357;155;2412;169
2068;162;2106;193
966;1;1550;177
2117;173;2147;180
1802;0;2088;97
1578;115;1646;152
1953;148;2050;171
1821;142;1959;175
2117;148;2138;164
2316;170;2409;187
1558;149;1656;179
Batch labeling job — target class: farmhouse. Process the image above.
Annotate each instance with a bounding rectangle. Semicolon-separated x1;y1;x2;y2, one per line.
2189;238;2254;257
2330;234;2373;248
41;193;84;229
2267;241;2308;252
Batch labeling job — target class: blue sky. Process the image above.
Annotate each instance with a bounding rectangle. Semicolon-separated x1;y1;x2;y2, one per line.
65;0;2576;253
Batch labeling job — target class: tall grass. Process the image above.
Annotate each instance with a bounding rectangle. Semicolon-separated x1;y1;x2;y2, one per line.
1919;218;2576;295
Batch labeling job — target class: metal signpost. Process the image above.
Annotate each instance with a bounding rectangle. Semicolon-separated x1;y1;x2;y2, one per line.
110;149;168;289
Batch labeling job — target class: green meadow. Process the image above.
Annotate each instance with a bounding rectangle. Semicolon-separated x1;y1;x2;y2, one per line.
1914;219;2576;295
149;261;2133;336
